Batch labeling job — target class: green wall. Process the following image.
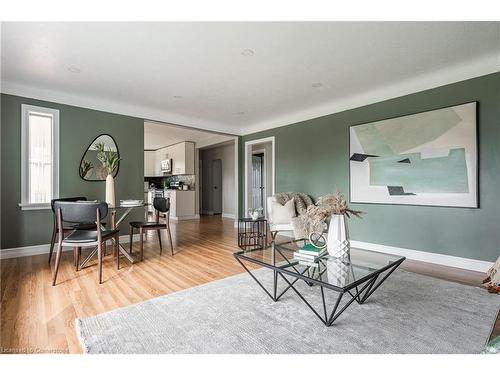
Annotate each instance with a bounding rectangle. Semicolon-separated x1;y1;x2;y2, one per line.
240;73;500;262
1;94;144;249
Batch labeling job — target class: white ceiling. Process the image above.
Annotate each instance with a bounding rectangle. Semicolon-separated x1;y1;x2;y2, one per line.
144;121;233;150
2;22;499;135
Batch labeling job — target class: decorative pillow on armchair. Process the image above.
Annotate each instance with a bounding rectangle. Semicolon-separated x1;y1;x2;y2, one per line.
271;199;297;224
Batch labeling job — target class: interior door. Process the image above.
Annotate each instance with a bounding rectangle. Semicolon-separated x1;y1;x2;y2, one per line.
212;159;223;214
251;153;264;211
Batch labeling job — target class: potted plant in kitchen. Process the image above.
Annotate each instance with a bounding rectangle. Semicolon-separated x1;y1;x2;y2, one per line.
95;142;121;207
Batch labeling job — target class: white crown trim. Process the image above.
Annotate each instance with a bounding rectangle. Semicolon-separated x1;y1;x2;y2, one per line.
0;80;238;135
242;53;500;135
2;54;499;136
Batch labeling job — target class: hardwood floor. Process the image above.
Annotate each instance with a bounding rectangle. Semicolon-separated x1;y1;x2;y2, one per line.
0;216;497;353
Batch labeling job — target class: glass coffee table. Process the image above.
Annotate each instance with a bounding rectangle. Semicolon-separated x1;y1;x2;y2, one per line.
234;239;405;326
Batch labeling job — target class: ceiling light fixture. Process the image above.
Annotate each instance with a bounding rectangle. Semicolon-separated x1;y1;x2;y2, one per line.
236;111;245;115
68;66;81;73
311;82;323;88
241;49;254;57
173;95;183;99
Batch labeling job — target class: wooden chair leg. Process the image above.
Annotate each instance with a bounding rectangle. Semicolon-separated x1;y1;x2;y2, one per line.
167;226;174;256
76;247;81;271
48;227;57;264
139;227;144;261
157;229;162;255
129;225;133;254
52;242;63;286
116;234;120;270
73;247;78;268
98;241;103;284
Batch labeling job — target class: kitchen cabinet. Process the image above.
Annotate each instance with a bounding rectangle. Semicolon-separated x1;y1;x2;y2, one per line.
155;141;195;175
164;190;197;220
154;148;163;176
144;150;156;176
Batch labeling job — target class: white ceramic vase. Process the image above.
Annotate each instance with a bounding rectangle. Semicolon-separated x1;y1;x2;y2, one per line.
326;214;350;258
105;174;115;207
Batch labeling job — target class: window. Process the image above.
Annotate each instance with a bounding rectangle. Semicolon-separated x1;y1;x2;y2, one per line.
20;104;59;210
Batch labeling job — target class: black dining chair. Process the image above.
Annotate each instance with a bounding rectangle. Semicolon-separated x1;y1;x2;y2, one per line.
48;197;106;264
48;197;89;264
129;197;174;261
52;201;119;285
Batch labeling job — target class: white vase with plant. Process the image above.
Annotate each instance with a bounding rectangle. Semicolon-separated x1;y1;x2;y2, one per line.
306;191;364;258
95;142;121;207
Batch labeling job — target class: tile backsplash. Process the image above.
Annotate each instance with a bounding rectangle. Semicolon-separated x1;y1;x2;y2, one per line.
144;175;195;189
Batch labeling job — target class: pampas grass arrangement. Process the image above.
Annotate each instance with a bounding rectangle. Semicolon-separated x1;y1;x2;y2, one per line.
299;191;364;236
316;191;364;218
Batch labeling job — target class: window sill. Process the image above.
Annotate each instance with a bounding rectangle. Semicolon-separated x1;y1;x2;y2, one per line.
18;203;51;211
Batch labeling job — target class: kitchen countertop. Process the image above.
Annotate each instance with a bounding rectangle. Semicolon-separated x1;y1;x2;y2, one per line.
147;188;195;191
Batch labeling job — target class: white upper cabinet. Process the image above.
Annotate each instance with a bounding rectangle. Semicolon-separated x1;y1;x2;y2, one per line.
152;141;195;176
144;150;156;176
184;142;195;174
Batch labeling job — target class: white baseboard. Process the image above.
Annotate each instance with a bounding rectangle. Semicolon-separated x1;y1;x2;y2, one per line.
120;234;143;243
350;240;493;273
171;214;200;221
0;234;142;260
222;213;235;219
271;232;492;272
2;233;493;273
0;243;53;259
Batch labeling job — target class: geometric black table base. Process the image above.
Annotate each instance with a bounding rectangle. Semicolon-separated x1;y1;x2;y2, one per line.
234;240;405;327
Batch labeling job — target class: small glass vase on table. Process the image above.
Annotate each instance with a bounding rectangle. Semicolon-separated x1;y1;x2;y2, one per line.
248;208;263;220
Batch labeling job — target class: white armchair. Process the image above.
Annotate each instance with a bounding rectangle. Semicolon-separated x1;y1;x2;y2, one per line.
267;196;294;243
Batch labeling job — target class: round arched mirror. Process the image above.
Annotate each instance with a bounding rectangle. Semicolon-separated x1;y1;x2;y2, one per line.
79;134;120;181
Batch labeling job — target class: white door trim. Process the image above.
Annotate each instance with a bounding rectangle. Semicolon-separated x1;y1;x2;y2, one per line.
244;136;275;217
251;148;266;215
233;136;239;225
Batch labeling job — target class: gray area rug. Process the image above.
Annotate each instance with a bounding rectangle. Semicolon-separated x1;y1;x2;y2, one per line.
76;269;499;354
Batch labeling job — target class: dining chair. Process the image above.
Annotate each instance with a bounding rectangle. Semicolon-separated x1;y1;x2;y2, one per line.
48;197;89;264
51;201;119;285
129;197;174;261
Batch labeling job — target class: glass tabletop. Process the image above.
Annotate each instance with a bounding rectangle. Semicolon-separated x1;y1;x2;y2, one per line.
109;203;148;209
234;239;405;291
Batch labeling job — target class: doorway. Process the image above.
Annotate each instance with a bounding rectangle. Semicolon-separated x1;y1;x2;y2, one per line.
199;141;237;219
251;152;265;212
212;159;222;214
244;137;275;218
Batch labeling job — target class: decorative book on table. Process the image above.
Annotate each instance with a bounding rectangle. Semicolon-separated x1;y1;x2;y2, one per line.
298;243;326;256
293;243;326;264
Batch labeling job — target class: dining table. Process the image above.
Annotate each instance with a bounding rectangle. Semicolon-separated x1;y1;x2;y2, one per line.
79;201;148;269
110;201;149;265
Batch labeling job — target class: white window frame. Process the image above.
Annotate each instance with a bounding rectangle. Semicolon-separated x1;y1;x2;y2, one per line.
19;104;60;210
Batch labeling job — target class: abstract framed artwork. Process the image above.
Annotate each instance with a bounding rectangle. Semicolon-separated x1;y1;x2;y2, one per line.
349;102;478;208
